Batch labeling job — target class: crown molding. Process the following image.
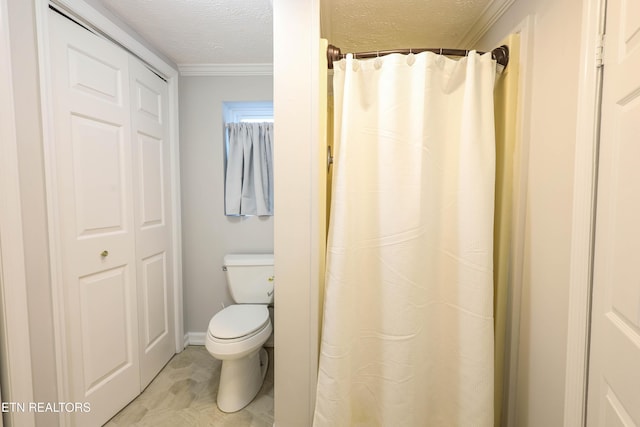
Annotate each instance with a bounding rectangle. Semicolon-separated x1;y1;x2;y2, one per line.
458;0;516;47
178;63;273;76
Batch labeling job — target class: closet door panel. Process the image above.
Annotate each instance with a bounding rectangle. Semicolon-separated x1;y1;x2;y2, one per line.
67;46;122;104
139;133;165;226
71;115;126;237
130;57;175;389
49;11;140;426
79;265;133;391
141;253;168;345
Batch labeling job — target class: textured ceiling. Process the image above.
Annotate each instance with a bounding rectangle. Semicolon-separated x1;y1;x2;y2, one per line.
322;0;495;53
98;0;273;65
95;0;496;66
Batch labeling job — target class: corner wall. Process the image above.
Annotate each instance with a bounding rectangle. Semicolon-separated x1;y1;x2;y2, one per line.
273;0;322;425
476;0;584;425
492;32;521;427
6;1;58;425
178;75;274;336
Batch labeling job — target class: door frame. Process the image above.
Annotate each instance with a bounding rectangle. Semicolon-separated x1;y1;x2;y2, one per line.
563;0;607;425
34;1;183;424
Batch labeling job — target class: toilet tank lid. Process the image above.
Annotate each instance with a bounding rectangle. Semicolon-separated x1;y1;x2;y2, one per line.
224;253;274;266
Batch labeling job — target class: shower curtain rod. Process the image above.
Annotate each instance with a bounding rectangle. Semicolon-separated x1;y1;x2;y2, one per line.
326;44;509;69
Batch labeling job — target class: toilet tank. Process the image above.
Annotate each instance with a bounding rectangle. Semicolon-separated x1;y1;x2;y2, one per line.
223;254;274;304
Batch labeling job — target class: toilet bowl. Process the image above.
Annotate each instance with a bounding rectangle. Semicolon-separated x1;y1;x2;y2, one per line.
206;304;272;412
205;254;274;413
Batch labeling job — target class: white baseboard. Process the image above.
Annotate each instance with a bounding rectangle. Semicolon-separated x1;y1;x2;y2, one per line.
182;333;189;349
185;332;206;346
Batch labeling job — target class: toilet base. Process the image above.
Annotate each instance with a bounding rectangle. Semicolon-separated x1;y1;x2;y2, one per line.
216;347;269;413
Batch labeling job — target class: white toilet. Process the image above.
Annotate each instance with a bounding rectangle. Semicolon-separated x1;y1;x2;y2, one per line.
205;253;274;413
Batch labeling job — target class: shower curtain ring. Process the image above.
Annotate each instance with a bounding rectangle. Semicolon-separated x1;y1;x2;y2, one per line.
439;48;443;55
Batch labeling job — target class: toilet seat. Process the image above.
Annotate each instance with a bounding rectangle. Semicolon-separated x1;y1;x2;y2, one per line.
208;304;269;340
206;304;273;361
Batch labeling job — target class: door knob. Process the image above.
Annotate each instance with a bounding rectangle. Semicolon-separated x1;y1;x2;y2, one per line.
100;250;109;257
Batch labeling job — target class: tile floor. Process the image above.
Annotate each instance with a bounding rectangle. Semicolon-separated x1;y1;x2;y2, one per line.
104;346;274;427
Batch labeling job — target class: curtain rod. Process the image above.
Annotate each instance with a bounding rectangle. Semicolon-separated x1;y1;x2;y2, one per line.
326;44;509;69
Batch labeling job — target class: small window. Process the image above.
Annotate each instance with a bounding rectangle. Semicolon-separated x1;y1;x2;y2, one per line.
223;101;273;123
223;101;274;216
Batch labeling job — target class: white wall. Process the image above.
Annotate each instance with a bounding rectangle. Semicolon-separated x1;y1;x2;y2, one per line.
476;0;584;425
273;0;323;425
1;0;35;425
179;76;274;335
6;1;60;425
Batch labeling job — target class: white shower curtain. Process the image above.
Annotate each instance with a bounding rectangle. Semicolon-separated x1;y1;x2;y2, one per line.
314;51;497;427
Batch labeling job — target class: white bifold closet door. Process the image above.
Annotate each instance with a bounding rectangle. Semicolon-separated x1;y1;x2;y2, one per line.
48;10;174;426
129;53;175;392
587;0;640;424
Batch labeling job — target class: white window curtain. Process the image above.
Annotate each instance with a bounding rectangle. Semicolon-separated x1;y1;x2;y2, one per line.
225;122;274;216
314;52;497;426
